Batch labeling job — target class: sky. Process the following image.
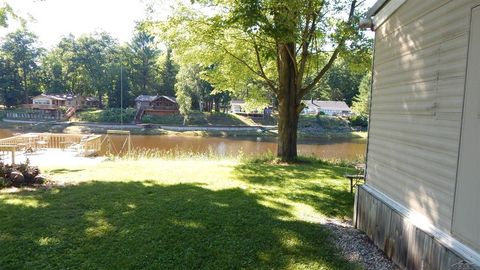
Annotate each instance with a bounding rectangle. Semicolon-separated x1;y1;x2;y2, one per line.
0;0;377;49
0;0;154;48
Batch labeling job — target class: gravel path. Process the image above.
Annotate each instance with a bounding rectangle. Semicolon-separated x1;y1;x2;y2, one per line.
324;218;399;270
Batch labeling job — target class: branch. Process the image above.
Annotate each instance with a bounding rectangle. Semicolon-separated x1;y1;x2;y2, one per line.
299;0;357;97
297;12;318;89
222;46;278;94
253;39;277;93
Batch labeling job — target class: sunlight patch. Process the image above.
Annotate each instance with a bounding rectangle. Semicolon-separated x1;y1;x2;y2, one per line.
37;236;60;246
127;203;136;209
212;202;230;208
2;197;49;208
171;219;204;229
85;210;115;237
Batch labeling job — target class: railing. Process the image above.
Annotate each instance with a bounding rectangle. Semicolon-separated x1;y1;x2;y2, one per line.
0;133;102;156
22;104;60;110
5;110;64;121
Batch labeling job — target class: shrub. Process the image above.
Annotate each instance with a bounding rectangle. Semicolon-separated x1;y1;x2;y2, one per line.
77;108;137;123
349;114;369;128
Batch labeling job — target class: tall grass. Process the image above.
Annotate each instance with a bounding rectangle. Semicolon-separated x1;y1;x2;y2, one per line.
108;147;364;168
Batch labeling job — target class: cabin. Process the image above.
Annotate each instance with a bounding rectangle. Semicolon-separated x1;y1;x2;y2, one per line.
134;95;180;116
29;94;99;110
31;94;66;109
85;97;99;108
356;0;480;269
302;100;352;116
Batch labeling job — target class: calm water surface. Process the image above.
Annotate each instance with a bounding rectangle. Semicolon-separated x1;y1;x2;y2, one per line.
0;129;366;160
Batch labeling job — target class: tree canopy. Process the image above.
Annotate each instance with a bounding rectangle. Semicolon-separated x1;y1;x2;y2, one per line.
155;0;372;160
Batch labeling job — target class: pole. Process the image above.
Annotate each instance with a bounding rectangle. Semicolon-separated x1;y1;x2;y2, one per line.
120;65;123;129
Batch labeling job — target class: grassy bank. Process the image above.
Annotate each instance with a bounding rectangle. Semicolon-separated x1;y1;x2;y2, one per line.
0;157;360;269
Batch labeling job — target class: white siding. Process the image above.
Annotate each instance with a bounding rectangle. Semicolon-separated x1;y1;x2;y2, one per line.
452;5;480;252
367;0;480;236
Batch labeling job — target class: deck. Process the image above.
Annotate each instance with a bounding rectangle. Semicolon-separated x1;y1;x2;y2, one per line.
0;133;103;165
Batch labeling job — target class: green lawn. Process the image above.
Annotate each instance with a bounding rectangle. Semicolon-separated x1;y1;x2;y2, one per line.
0;158;359;269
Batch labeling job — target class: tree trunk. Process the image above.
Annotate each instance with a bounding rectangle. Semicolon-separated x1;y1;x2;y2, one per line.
276;42;300;162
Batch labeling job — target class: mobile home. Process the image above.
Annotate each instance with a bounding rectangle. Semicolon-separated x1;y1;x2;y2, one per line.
356;0;480;268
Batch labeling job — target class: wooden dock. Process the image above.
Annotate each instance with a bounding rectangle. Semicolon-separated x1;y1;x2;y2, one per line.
0;133;102;164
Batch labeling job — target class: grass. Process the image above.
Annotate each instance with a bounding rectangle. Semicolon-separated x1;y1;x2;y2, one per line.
0;157;360;269
142;111;248;126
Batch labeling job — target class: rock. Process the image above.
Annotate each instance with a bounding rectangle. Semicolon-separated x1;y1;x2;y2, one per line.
34;175;47;184
10;171;25;186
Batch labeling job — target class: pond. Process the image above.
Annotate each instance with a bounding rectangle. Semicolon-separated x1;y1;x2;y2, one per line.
0;129;366;161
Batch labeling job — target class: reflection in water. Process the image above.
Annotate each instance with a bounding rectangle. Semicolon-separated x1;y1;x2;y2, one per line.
0;129;366;161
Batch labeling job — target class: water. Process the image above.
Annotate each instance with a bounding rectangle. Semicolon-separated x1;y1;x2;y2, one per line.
0;129;366;161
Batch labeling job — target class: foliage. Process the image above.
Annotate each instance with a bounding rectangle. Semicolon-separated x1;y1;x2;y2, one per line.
156;0;372;160
0;158;358;269
174;64;229;116
299;115;349;129
159;48;178;96
77;108;136;123
351;72;371;115
0;29;43;104
142;111;245;126
349;114;368;128
0;23;180;109
127;25;162;97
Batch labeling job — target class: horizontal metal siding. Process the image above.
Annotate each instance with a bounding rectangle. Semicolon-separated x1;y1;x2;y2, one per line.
367;0;479;232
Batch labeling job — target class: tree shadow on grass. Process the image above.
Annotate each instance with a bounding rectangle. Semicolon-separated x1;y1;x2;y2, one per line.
0;181;357;269
232;161;355;219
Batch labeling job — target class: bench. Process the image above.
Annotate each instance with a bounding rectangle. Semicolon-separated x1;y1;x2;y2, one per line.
344;174;365;193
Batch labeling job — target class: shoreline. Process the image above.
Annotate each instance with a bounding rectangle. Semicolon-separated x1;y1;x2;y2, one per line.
0;119;367;139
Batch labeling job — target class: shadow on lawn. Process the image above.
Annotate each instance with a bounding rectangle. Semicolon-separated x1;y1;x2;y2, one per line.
0;182;356;269
233;161;355;219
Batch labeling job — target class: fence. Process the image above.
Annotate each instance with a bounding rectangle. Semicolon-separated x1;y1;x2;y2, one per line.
5;110;64;121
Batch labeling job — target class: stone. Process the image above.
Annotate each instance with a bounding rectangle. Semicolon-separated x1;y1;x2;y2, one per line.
10;171;25;186
34;175;47;184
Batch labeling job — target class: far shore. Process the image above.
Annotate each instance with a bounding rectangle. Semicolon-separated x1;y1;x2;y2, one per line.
0;119;367;140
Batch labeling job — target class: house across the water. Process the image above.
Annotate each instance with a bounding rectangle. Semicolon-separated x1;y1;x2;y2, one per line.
302;100;352;116
29;94;98;110
230;99;246;114
30;94;66;109
356;0;480;269
135;95;180;116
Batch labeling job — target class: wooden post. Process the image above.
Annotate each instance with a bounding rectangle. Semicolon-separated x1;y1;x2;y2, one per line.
11;147;15;165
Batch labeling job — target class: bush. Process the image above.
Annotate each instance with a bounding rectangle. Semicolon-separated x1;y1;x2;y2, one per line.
141;114;184;125
77;108;137;123
349;114;369;128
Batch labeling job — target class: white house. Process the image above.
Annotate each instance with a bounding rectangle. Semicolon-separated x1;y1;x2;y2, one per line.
302;100;352;116
356;0;480;268
31;94;66;108
230;99;246;113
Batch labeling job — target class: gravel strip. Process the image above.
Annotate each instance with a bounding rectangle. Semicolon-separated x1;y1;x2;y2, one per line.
324;218;399;270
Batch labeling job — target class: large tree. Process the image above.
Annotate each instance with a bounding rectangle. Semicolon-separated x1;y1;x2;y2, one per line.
1;29;42;103
75;32;118;107
158;0;369;161
128;25;162;96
